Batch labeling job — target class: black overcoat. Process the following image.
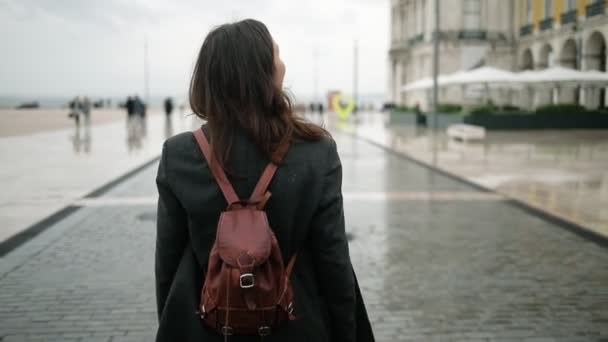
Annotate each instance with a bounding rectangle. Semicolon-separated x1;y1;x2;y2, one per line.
155;125;374;342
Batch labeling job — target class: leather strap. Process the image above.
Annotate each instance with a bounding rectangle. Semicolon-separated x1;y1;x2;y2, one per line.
193;129;240;206
249;142;289;204
193;128;290;209
285;254;298;278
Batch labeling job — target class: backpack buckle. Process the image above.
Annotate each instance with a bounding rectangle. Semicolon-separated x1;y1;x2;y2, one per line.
239;273;255;288
221;326;233;336
258;326;271;336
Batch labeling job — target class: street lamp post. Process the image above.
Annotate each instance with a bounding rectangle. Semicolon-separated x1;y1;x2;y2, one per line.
432;0;440;131
431;0;440;166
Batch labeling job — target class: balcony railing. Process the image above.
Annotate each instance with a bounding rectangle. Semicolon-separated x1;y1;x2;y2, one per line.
459;30;487;40
520;24;533;36
561;9;578;25
407;33;424;46
389;40;408;55
539;17;554;31
586;1;605;18
431;31;449;40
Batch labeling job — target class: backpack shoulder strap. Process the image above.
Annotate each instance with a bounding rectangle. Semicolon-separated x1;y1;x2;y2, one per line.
193;128;240;207
249;142;289;204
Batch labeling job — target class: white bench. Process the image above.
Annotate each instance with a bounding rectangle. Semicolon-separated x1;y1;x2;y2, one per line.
446;124;486;142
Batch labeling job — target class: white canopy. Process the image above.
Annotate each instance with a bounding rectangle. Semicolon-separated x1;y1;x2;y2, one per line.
401;75;449;91
401;66;608;92
442;66;518;85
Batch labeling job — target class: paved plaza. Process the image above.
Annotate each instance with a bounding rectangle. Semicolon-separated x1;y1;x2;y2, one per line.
1;127;607;341
348;113;608;239
0;110;199;244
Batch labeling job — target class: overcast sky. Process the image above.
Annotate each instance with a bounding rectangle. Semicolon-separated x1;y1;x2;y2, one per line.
0;0;389;102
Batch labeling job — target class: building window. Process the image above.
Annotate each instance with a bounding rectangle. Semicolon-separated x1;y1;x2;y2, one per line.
400;6;406;39
545;0;553;18
463;0;481;30
526;0;533;24
565;0;576;11
417;0;426;36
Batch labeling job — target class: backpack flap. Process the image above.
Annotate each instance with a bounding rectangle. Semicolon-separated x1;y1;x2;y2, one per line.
216;209;273;270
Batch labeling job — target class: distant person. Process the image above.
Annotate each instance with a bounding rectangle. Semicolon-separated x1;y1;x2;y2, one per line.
134;96;145;118
82;96;91;125
163;97;174;117
125;96;136;118
414;102;426;127
318;102;324;116
154;19;374;342
68;96;82;125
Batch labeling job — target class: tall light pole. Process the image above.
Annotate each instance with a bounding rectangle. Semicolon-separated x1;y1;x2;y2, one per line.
353;39;359;114
432;0;440;131
313;47;319;103
431;0;440;166
144;36;150;106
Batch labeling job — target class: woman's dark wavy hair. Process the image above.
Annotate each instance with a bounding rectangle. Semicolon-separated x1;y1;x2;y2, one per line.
190;19;329;165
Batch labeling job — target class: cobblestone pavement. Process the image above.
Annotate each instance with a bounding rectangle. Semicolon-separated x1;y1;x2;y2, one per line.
1;133;607;341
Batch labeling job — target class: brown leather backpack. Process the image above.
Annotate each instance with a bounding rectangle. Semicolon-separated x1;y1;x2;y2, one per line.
193;128;297;338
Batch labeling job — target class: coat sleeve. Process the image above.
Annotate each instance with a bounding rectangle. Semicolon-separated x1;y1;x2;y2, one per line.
155;141;189;321
309;139;356;342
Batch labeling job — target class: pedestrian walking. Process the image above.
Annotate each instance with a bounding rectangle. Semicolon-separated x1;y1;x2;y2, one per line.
164;97;174;117
68;96;82;125
81;96;91;125
134;95;145;118
155;19;374;342
125;96;136;119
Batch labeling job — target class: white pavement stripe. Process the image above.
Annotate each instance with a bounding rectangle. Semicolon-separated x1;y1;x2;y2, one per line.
73;192;504;207
73;197;159;206
343;191;504;201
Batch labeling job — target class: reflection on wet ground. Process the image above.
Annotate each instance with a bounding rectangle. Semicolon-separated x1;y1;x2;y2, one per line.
0;110;202;243
0;112;607;341
344;112;608;239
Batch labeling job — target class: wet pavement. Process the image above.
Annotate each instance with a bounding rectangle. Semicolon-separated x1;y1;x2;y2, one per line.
0;111;201;244
345;112;608;240
1;122;607;341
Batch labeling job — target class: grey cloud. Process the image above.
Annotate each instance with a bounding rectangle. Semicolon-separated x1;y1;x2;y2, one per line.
3;0;164;31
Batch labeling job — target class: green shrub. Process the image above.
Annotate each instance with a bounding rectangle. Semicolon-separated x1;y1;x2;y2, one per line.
535;104;585;115
501;105;522;112
437;103;463;113
393;105;412;112
584;108;608;115
469;105;497;116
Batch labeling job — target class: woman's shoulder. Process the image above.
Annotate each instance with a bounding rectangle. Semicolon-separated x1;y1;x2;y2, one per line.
161;130;338;165
288;135;338;164
161;131;198;160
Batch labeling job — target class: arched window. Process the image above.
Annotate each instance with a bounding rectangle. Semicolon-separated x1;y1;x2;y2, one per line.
566;0;576;11
417;0;426;35
463;0;481;30
545;0;553;18
526;0;533;23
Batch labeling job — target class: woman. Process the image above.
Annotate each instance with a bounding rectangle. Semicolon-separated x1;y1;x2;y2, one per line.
155;19;374;341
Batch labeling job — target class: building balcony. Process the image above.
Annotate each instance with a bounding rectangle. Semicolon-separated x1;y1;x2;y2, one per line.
520;24;534;36
539;17;554;31
389;40;409;56
586;1;605;18
407;33;424;46
561;9;578;25
431;31;450;40
458;30;487;40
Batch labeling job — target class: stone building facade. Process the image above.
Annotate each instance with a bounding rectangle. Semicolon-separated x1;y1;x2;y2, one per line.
389;0;608;110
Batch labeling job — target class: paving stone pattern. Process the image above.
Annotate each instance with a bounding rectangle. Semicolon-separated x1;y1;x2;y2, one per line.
0;133;607;341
